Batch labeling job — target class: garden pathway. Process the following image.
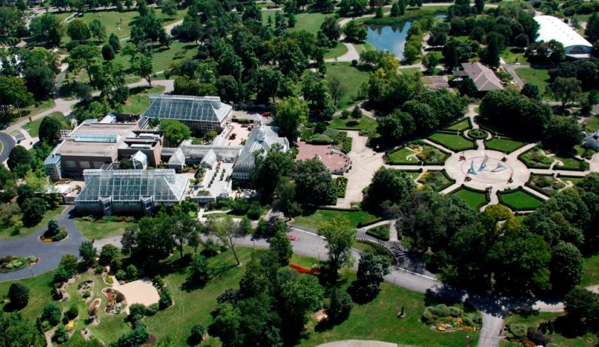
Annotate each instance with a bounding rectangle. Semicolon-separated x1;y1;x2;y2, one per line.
318;340;397;347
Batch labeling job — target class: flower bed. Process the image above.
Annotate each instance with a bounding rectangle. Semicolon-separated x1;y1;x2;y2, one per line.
289;263;320;275
525;174;565;197
417;170;455;192
0;255;38;273
421;304;481;332
519;147;553;169
102;288;126;315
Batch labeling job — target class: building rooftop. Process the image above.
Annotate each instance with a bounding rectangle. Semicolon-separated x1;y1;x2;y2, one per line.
234;124;289;173
461;62;504;92
57;122;139;157
143;95;232;124
535;15;592;49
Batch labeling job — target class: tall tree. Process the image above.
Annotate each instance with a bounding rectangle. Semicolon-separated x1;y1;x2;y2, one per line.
160;120;191;147
343;21;367;43
79;241;97;266
317;216;357;274
66;19;91;42
294;158;338;206
363;167;415;212
7;146;33;178
544;116;582;151
350;253;390;302
275;97;309;144
547;77;582;108
0;312;44;347
209;216;246;266
550;242;583;293
0;76;34;122
269;231;293;266
131;55;154;87
88;19;107;42
39;116;65;146
8;283;30;310
161;0;178;17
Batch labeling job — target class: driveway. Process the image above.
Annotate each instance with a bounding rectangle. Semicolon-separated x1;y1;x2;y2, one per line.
0;132;15;163
0;206;85;281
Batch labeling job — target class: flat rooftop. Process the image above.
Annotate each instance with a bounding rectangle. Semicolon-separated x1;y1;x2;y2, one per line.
57;122;139;157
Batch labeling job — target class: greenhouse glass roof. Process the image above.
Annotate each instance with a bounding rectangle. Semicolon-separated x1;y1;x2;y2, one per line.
76;169;189;203
143;95;232;123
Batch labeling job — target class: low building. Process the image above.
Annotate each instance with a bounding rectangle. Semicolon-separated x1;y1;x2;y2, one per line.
44;116;163;180
75;169;189;215
534;15;592;59
583;130;599;151
454;62;504;92
143;95;232;134
232;123;290;179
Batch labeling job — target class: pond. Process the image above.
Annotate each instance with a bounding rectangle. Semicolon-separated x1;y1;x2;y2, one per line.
365;14;446;60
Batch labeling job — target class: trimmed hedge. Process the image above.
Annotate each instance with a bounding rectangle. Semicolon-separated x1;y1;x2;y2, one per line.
525;174;564;197
366;224;390;241
335;177;348;198
355;239;397;265
467;129;488;140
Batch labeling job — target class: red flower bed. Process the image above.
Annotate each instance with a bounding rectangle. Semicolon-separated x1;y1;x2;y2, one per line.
289;264;320;275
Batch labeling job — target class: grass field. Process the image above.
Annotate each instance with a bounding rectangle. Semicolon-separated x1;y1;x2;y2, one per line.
74;220;136;240
516;68;551;96
20;99;56;119
354;41;375;54
450;187;488;210
22;112;70;138
582;115;599;132
484;138;526;153
498;190;544;211
387;147;418;165
288;12;330;34
428;133;476;151
112;39;198;74
502;311;596;347
582;254;599;287
325;62;370;109
559;176;584;185
0;206;66;239
445;118;471;131
500;47;526;65
324;42;349;59
121;85;165;114
292;209;380;229
554;154;586;171
329;115;378;134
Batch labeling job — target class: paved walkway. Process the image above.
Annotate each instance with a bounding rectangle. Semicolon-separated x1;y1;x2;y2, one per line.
318;341;397;347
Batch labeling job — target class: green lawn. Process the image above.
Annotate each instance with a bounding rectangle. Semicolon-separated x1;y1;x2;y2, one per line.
484;138;526;153
417;170;454;192
20;99;56;119
503;311;596;347
498;190;544;211
582;254;599;287
74;220;136;240
387;147;419;165
515;68;551;96
500;47;526;65
428;133;476;152
0;206;66;239
407;171;421;180
329;115;377;135
582;115;599;132
399;67;422;75
559;175;584;185
288;12;330;34
354;41;375;54
112;39;198;74
22;112;70;138
444;118;471;132
554;154;586;171
325;62;370;109
292;209;380;229
450;187;488;210
121;85;165;114
324;41;349;59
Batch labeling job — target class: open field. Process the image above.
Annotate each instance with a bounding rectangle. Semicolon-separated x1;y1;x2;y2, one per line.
288;12;330;34
20;99;56;119
428;133;476;151
292;209;380;229
500;47;526;65
112;39;198;74
325;62;370;109
498;190;544;211
484;138;526;153
121;85;165;114
515;68;550;96
22;112;70;138
450;187;488;210
324;42;349;59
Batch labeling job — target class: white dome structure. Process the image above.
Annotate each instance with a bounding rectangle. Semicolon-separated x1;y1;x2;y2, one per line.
534;16;592;58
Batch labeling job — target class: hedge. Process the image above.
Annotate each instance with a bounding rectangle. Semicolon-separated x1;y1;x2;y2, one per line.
355;239;397;265
357;217;383;228
467;129;488;140
366;224;390;241
335;177;348;198
449;184;491;210
497;187;544;211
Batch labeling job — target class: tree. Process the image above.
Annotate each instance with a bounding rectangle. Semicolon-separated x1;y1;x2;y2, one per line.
327;76;345;107
67;19;91;42
302;74;335;120
275;97;309;144
343;21;367;43
585;12;599;43
109;33;121;52
458;77;478;97
160;120;191;147
21;198;47;227
39;116;64;146
210;216;245;266
326;289;353;323
363;167;416;212
294;158;338;206
42;302;61;326
0;6;23;37
23;66;55;101
188;253;211;287
29;13;62;46
483;32;502;67
188;325;206;346
209;304;241;346
59;254;78;278
514;33;529;48
377;113;404;144
544;116;582;151
564;287;599;331
350;253;390;302
0;312;44;347
102;44;116;60
161;0;178;17
318;216;356;274
128;303;146;322
99;244;122;270
89;19;106;42
0;76;34;122
278;270;325;340
7;146;33;178
46;220;61;237
269;231;293;266
521;83;541;100
550;242;582;293
79;241;97;266
547;77;582;108
137;0;148;16
422;53;439;73
319;16;342;47
8;283;29;310
390;2;400;16
131;55;154;87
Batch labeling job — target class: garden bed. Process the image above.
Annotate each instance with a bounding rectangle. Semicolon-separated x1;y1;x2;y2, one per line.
0;255;38;273
553;154;588;171
484;138;527;153
421;304;481;333
335;177;348;198
525;174;565;197
387;147;419;165
444;118;472;132
354;239;397;265
498;188;544;211
449;186;490;210
518;147;553;169
466;129;488;140
102;288;127;315
387;143;450;165
365;224;390;241
417;170;456;192
427;133;476;152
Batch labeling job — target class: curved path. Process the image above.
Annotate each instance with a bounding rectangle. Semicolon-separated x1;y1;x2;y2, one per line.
0;131;15;163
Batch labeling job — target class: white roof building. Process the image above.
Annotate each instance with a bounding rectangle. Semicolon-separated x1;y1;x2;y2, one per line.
534;15;592;58
232;123;289;180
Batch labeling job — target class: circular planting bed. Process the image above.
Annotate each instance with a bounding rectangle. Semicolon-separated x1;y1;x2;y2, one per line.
467;129;489;140
102;288;127;315
78;281;94;303
0;255;38;273
40;221;68;242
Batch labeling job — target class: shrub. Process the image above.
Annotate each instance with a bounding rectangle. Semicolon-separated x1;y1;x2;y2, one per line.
336;177;348;198
83;290;91;298
581;161;590;170
188;324;206;345
448;306;461;317
94;265;104;274
430;304;450;318
422;308;434;323
159;289;173;309
51;230;68;242
462;316;473;326
246;203;262;220
146;303;159;316
116;269;126;281
351;59;358;66
42;302;62;326
201;239;220;257
326;289;353;324
508;323;527;339
129;304;147;322
125;264;138;281
66;304;78;320
8;283;30;309
152;276;164;289
53;324;69;343
115;291;125;303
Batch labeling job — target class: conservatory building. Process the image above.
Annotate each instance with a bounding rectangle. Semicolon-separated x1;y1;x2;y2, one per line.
142;95;232;134
231;124;290;179
75;169;189;215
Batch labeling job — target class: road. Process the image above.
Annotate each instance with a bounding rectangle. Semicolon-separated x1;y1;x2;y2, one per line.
0;132;16;163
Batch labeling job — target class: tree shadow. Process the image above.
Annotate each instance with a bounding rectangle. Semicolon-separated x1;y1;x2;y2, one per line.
180;277;207;292
2;302;23;313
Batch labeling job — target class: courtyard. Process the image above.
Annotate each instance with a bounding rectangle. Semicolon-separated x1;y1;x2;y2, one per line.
296;141;351;174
